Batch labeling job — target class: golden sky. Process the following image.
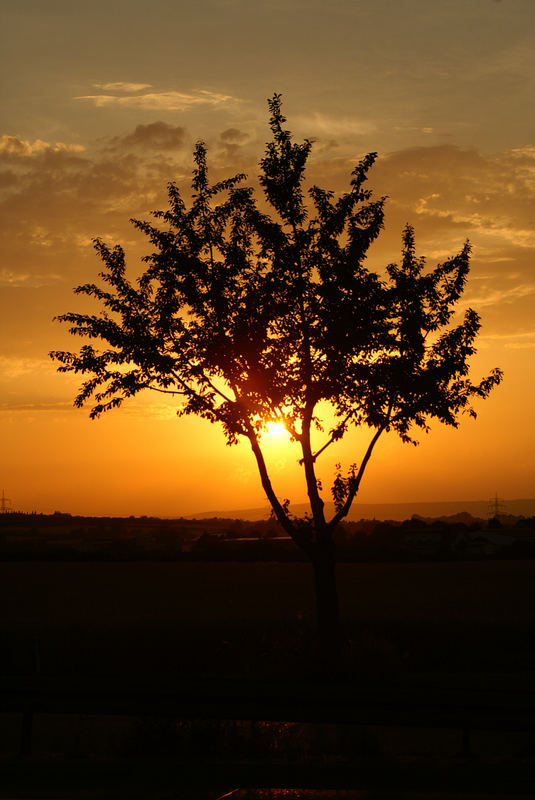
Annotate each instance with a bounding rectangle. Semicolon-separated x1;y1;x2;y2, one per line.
1;0;534;516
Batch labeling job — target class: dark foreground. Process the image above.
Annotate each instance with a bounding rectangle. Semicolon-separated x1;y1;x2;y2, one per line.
1;560;534;798
2;759;534;799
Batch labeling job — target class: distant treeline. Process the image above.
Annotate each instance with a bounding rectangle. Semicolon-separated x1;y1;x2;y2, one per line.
1;511;534;562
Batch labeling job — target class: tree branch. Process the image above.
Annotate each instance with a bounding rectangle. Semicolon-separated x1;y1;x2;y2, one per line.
300;401;326;531
245;423;296;538
229;381;312;548
328;417;390;530
193;371;236;404
168;369;218;412
147;385;184;396
311;412;353;461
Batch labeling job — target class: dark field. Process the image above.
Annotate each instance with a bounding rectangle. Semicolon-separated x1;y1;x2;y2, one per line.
1;560;534;798
3;559;535;624
1;559;534;677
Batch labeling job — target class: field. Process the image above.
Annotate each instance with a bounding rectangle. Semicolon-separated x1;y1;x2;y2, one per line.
3;559;535;624
1;560;534;797
2;559;534;677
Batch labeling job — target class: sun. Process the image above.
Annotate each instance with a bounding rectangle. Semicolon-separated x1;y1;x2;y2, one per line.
264;420;287;440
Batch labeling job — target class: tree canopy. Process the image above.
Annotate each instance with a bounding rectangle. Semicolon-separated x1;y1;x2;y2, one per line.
51;95;502;620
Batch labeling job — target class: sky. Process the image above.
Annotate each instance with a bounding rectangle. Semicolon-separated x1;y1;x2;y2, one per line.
1;0;534;516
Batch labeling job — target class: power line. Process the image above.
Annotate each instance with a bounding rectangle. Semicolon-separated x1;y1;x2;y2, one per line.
488;491;506;519
0;489;12;514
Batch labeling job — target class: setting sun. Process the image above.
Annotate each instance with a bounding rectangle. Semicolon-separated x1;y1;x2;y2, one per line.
264;421;288;441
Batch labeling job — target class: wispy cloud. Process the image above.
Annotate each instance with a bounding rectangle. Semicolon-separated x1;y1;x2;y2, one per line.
369;145;535;257
414;193;535;248
480;330;535;350
295;112;375;139
0;135;85;157
0;401;75;412
464;283;535;309
510;145;535;159
0;268;63;287
0;355;55;379
76;89;238;111
0;399;181;417
93;82;152;92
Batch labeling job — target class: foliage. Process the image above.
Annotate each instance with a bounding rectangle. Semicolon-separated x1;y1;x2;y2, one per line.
51;95;502;553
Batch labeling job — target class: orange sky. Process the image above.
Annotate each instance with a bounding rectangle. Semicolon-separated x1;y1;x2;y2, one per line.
1;0;534;516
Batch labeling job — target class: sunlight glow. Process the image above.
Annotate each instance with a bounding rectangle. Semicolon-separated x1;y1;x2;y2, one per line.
264;421;288;440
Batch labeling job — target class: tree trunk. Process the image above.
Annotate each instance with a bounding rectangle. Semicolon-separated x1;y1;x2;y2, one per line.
311;546;341;672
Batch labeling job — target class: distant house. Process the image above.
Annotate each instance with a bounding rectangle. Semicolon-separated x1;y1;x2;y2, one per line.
463;530;514;557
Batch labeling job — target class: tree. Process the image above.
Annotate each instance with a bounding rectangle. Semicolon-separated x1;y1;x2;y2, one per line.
51;95;502;658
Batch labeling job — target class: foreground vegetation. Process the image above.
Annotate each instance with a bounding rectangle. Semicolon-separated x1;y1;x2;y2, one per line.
1;511;534;562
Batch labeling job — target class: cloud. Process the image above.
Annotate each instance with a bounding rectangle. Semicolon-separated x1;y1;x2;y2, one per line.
480;330;535;349
109;121;187;151
510;144;535;159
0;398;181;418
505;341;535;350
471;42;535;81
0;267;64;288
217;127;253;160
294;112;375;140
76;89;238;111
464;283;535;309
0;135;85;157
0;401;74;412
0;355;53;379
0;141;175;286
365;144;535;253
1;132;534;340
93;82;152;92
220;128;250;146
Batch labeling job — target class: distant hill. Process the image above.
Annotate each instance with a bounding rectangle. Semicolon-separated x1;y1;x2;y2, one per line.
191;498;535;523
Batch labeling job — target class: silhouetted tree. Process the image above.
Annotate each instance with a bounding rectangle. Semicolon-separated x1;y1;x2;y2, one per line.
51;95;502;660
